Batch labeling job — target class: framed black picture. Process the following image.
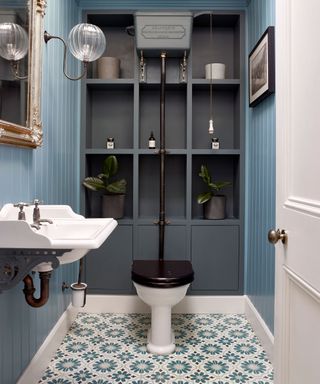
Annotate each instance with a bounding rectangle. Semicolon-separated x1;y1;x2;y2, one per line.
249;26;275;107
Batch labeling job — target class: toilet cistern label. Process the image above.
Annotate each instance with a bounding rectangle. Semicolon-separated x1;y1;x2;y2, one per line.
141;25;186;40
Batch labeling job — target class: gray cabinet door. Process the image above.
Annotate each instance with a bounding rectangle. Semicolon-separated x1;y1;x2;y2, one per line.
191;225;239;293
136;225;188;261
85;225;133;293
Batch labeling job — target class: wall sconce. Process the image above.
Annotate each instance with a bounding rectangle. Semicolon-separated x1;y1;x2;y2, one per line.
44;23;106;81
0;22;28;80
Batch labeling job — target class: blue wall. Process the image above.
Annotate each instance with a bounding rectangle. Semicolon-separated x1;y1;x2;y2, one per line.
245;0;275;332
0;0;277;381
0;1;80;383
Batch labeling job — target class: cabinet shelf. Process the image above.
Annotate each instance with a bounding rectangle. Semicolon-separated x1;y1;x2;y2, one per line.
191;79;240;89
139;85;187;149
191;149;240;155
138;149;187;155
139;81;186;88
86;79;135;88
85;149;134;155
192;84;241;150
192;155;240;220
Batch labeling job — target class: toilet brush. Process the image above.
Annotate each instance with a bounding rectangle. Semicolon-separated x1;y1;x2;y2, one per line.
70;258;87;308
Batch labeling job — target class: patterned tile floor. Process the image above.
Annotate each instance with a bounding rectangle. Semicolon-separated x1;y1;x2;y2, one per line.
39;313;273;384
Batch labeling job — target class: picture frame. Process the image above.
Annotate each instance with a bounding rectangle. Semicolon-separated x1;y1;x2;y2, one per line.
249;26;275;108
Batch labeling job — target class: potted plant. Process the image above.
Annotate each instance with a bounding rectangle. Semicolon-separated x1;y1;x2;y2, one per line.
197;164;231;219
83;155;127;219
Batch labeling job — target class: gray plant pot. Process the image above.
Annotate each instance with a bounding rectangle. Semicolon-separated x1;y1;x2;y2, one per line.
203;195;226;219
102;194;125;219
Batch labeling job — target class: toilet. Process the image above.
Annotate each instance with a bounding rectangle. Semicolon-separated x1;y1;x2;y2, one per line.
132;260;194;354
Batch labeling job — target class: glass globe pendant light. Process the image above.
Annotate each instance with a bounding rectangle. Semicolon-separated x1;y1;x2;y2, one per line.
68;23;106;62
44;23;106;81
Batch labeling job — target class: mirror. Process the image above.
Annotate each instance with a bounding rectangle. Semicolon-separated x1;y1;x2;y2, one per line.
0;0;45;148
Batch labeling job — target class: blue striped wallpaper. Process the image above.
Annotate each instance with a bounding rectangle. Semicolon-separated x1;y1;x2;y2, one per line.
0;1;80;383
245;0;275;333
0;0;277;381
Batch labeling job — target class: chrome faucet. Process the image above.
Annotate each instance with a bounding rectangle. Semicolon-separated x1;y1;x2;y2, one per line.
33;199;41;223
31;199;53;230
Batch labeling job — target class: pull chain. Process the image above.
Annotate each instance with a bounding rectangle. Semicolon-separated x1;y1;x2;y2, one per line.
208;12;214;135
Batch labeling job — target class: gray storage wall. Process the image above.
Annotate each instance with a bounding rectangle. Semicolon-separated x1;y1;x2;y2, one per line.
80;11;245;295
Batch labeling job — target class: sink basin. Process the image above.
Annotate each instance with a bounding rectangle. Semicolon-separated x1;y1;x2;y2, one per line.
0;204;118;267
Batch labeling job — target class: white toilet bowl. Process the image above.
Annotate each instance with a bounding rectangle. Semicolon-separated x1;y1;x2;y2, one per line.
133;282;190;354
132;260;194;355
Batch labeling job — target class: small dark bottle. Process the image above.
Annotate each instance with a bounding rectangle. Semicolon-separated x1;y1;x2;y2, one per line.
211;137;220;150
106;137;114;149
148;131;156;149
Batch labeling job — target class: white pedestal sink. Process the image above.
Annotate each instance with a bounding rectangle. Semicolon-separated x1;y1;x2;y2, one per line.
0;204;117;282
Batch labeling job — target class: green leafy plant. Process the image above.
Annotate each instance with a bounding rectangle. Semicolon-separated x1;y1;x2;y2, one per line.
197;164;231;204
83;155;126;194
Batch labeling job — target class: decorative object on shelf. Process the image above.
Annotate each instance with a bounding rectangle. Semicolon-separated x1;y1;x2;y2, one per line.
249;26;275;107
197;164;231;219
0;22;28;79
106;137;115;149
211;137;220;149
205;63;226;80
83;155;127;219
44;23;106;81
208;13;214;135
97;56;120;79
148;131;156;149
179;50;188;83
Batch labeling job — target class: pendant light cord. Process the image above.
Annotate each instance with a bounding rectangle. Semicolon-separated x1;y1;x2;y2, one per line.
209;12;213;122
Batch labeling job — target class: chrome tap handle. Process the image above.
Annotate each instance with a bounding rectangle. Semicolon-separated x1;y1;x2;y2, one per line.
13;202;29;220
13;202;29;208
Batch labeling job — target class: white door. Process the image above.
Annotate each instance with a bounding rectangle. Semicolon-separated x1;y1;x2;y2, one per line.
274;0;320;383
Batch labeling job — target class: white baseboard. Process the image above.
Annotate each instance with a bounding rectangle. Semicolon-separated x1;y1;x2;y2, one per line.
244;295;274;363
80;294;246;314
17;305;79;384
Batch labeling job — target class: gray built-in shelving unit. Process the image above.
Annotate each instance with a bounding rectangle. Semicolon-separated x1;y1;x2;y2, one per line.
80;11;245;295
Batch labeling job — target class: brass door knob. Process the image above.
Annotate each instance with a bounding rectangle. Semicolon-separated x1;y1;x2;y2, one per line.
268;229;288;244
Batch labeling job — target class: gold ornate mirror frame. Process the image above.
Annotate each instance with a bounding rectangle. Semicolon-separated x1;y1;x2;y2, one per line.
0;0;46;149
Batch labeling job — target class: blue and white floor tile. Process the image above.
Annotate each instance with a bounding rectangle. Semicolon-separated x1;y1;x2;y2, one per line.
39;313;273;384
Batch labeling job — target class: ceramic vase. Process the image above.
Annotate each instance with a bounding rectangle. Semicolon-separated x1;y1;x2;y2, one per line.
205;63;226;79
97;57;120;79
204;195;226;219
102;194;125;219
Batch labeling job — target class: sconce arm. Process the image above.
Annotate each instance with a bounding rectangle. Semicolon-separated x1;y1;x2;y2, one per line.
44;31;87;81
10;61;28;80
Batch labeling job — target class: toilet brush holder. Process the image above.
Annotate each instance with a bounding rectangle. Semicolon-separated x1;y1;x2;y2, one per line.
70;282;87;308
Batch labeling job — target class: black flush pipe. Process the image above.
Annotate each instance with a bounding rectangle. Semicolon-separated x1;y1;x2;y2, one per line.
159;52;167;261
